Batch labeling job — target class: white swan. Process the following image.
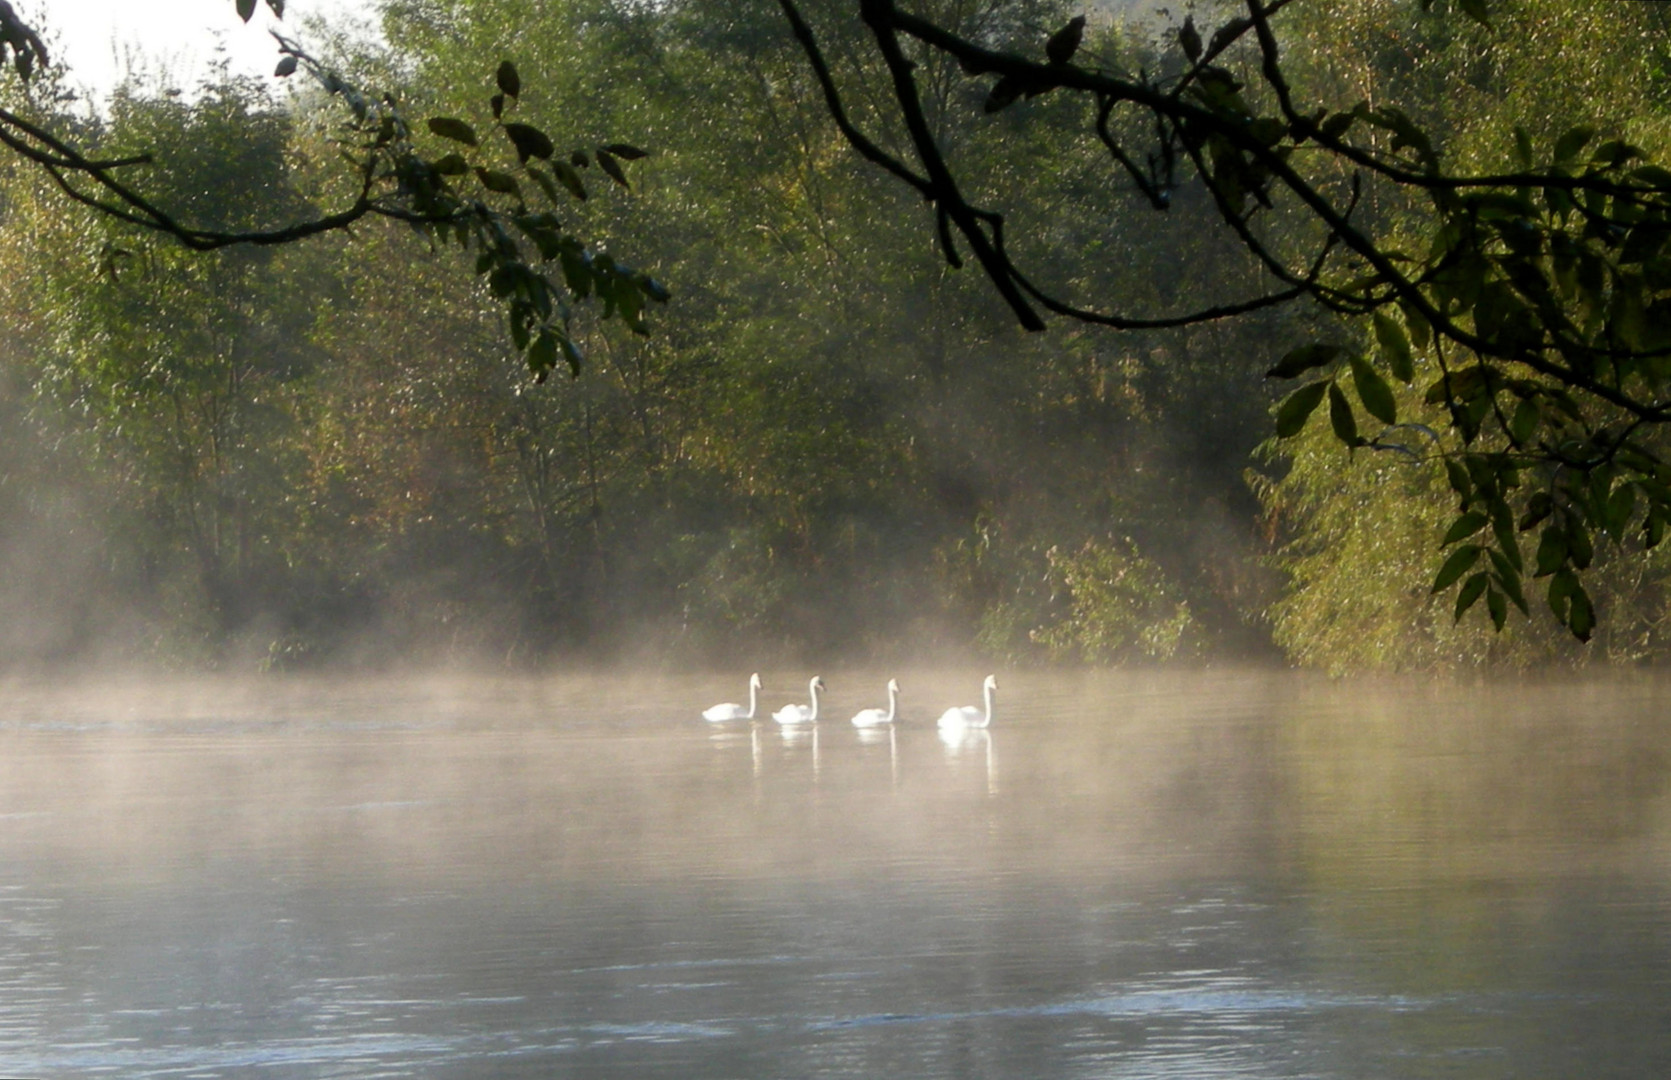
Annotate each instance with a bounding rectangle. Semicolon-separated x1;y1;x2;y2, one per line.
772;676;825;724
937;674;997;730
851;678;900;727
703;672;762;721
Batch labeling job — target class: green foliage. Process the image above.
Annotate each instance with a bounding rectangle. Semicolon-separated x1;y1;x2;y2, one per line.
1030;540;1198;663
8;0;1671;671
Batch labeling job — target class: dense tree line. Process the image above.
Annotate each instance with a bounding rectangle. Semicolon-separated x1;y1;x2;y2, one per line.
0;0;1667;671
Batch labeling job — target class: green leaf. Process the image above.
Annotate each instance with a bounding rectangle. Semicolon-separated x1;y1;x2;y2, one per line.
1606;482;1638;541
1513;126;1533;170
1320;112;1355;140
1445;459;1473;499
1569;521;1594;570
1491;502;1522;572
1327;382;1360;446
1349;355;1397;424
1457;0;1490;26
1489;552;1529;614
497;60;521;99
1518;492;1554;533
1425;364;1492;405
1454;572;1489;621
431;153;469;176
638;275;671;303
1648;507;1668;550
1442;510;1490;546
1267;343;1345;379
1509;397;1540;444
428;117;479;146
474;168;523;198
1534;524;1568;576
561;336;584;378
1554;125;1595;164
1486;585;1507;630
1432;544;1484;593
595;149;630;189
236;0;257;21
528;329;558;377
602;143;650;161
504;123;554;162
551;160;589;201
1274;380;1328;437
1568;582;1595;642
1372;312;1414;383
526;166;562;207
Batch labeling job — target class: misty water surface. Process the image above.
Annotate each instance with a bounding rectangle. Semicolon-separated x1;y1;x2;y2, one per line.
0;670;1667;1078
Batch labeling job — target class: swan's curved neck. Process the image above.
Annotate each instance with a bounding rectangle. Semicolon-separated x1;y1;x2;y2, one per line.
746;679;758;719
885;684;898;723
980;681;995;727
807;679;821;721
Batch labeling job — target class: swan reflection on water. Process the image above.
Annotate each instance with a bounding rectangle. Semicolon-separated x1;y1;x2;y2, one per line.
938;726;997;795
778;721;821;777
855;722;899;784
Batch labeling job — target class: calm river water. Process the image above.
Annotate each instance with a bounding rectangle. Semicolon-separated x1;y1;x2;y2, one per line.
0;669;1667;1078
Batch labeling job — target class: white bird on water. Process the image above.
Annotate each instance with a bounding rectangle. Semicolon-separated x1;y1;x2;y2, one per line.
851;678;900;727
773;676;825;724
702;673;762;722
937;674;997;730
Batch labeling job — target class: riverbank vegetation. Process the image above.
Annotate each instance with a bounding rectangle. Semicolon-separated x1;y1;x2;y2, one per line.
2;0;1670;672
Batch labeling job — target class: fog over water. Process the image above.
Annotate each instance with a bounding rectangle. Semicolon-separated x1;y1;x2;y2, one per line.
0;669;1667;1077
